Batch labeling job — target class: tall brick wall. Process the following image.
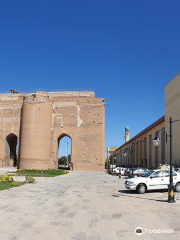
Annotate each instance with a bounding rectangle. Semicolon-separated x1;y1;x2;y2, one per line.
0;91;105;171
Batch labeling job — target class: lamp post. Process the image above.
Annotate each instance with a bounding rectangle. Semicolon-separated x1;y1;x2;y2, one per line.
131;143;135;176
110;155;116;172
153;117;180;203
140;139;146;167
67;140;69;167
113;156;116;171
108;159;110;171
122;139;146;175
123;147;131;168
123;151;127;167
123;146;135;177
130;139;146;177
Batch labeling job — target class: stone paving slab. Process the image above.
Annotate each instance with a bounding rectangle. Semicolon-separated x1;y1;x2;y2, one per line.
0;167;17;175
0;172;180;240
13;176;26;182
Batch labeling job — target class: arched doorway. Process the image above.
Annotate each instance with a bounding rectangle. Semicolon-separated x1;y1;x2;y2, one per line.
58;134;72;170
5;133;18;167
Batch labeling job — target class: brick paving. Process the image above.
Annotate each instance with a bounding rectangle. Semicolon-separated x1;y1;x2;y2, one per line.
0;172;180;240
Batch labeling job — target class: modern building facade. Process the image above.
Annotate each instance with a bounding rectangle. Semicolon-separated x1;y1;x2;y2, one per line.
0;91;105;171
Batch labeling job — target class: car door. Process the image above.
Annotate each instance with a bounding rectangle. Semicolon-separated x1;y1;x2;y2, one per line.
173;171;178;184
120;168;124;175
143;169;149;176
163;171;178;187
148;171;165;190
138;169;145;176
162;170;170;189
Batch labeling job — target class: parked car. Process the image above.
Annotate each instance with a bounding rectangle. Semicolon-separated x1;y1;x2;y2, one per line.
107;168;114;174
132;168;150;177
124;168;132;176
119;167;126;176
113;167;126;176
174;168;180;173
112;167;120;175
125;169;180;194
126;168;137;177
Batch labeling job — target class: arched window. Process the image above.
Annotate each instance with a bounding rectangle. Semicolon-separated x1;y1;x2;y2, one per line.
58;134;71;169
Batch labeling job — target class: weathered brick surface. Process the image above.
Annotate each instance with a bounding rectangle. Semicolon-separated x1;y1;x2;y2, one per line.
0;91;105;171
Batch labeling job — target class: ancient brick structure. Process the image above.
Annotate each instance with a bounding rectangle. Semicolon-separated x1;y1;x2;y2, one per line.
0;91;105;171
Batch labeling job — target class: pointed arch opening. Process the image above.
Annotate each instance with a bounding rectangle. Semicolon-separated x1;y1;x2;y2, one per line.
58;134;72;170
5;133;18;167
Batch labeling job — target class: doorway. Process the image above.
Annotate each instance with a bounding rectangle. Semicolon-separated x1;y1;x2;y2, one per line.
58;135;71;170
5;133;18;167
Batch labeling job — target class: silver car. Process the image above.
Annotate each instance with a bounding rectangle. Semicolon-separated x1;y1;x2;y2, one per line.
133;168;150;177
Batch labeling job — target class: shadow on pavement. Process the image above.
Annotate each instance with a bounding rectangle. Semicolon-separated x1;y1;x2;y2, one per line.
112;194;119;197
116;190;168;203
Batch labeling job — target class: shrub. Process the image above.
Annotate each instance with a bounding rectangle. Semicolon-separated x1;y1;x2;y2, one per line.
13;182;22;187
20;169;64;175
63;170;69;174
25;177;35;183
15;169;66;177
0;175;13;183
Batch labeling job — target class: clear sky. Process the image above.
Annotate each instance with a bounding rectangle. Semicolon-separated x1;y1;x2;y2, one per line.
1;0;180;154
58;136;71;158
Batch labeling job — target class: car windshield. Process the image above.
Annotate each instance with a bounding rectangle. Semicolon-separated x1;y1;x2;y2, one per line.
142;170;155;177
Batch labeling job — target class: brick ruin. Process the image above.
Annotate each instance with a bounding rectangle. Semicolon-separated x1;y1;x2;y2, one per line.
0;91;105;171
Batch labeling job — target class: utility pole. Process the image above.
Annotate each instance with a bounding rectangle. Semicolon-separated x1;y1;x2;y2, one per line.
153;117;180;203
67;140;69;167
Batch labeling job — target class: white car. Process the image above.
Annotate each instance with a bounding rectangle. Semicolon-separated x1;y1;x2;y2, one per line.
113;167;126;175
112;167;120;175
119;167;126;176
125;169;180;194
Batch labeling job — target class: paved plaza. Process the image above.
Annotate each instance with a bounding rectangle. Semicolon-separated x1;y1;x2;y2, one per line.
0;172;180;240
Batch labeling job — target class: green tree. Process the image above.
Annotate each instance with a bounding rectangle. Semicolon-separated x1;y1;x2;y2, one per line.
58;156;67;165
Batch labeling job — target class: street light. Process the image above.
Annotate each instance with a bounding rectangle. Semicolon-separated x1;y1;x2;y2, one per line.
131;139;146;177
108;159;110;170
123;146;135;173
153;117;180;203
153;136;161;147
113;156;116;170
122;139;146;173
67;140;69;167
123;151;127;157
123;148;130;167
131;143;135;176
123;151;127;167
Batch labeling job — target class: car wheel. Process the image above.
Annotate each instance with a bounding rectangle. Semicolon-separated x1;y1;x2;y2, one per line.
137;184;146;194
175;182;180;192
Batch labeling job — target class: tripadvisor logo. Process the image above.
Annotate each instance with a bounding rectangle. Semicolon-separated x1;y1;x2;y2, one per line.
135;227;143;235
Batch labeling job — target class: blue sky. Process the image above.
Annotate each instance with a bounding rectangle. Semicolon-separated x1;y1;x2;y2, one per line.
58;136;71;158
1;0;180;154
